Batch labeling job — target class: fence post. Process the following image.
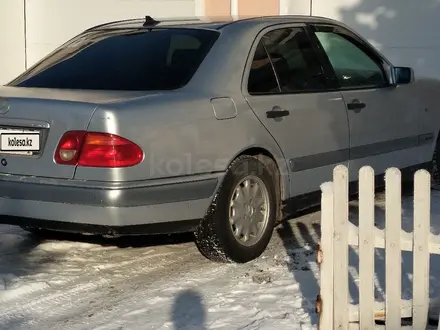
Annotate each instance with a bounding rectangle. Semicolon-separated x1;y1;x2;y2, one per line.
412;169;431;329
332;165;349;330
385;168;402;329
358;166;376;330
318;181;335;330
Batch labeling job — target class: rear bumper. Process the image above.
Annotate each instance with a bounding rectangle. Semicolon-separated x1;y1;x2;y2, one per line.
0;173;223;235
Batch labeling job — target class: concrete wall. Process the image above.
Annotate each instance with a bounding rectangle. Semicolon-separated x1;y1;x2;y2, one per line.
0;0;438;84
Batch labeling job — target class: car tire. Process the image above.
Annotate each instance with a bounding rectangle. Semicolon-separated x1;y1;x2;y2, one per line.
194;155;277;263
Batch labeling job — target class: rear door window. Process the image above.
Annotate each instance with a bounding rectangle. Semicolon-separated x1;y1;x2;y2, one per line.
247;27;328;94
247;41;280;94
263;27;328;93
11;28;219;91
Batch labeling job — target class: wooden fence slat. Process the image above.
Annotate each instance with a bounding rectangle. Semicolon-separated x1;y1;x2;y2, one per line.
348;299;414;322
332;165;349;330
358;166;375;330
412;169;431;329
385;168;402;329
347;223;440;254
319;182;335;330
318;166;436;329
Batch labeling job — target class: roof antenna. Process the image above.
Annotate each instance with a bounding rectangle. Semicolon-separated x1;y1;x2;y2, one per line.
143;15;160;27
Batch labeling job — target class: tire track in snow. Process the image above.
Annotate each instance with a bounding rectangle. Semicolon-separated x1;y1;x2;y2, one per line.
43;217;322;330
0;212;323;329
0;245;172;303
0;246;191;328
54;258;234;330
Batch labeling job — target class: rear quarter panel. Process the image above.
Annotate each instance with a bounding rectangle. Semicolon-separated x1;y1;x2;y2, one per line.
75;92;289;187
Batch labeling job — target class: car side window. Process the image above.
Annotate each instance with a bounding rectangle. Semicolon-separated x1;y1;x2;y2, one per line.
247;41;280;95
314;31;387;89
262;27;327;93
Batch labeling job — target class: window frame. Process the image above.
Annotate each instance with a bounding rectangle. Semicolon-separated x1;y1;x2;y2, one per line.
242;23;333;97
308;23;394;91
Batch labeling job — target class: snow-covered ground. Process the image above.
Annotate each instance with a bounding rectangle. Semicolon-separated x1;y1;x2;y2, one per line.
1;190;440;330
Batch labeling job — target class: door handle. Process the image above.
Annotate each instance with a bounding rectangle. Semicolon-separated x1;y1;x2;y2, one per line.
266;106;290;119
347;99;366;111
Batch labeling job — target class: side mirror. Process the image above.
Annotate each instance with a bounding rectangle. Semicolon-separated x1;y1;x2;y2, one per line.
391;66;414;85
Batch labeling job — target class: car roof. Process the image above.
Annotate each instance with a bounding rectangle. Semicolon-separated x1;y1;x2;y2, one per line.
86;15;341;32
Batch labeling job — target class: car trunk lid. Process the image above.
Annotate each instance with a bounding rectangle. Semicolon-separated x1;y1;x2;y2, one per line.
0;86;146;179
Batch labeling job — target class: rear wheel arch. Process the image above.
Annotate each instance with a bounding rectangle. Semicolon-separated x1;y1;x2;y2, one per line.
204;145;288;225
230;147;287;223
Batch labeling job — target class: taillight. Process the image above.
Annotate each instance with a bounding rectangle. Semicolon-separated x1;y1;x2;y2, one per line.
54;131;87;165
54;131;143;167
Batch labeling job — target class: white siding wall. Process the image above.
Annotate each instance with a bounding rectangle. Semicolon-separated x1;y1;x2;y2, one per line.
0;0;194;84
0;0;26;84
1;0;439;84
311;0;440;79
279;0;311;15
26;0;195;68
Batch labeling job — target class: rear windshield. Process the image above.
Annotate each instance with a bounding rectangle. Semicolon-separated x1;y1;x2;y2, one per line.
10;28;219;91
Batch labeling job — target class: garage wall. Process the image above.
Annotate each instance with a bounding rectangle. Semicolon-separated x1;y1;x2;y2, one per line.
312;0;440;79
0;0;312;85
279;0;311;15
0;0;195;85
1;0;438;84
25;0;196;68
0;0;26;85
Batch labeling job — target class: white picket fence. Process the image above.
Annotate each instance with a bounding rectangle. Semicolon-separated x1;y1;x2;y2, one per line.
316;165;440;330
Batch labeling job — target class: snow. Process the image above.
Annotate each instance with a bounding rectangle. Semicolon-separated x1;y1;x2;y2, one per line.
1;190;440;329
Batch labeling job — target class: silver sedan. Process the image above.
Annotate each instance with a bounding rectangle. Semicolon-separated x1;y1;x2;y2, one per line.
0;15;438;263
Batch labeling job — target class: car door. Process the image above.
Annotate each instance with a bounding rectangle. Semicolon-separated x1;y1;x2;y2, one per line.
243;24;350;197
309;23;425;182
